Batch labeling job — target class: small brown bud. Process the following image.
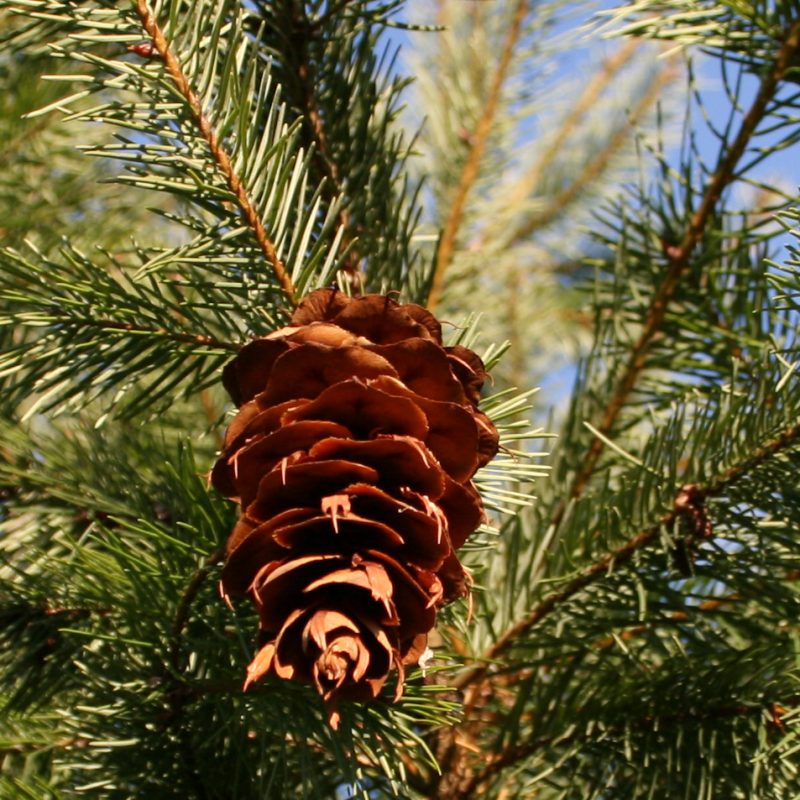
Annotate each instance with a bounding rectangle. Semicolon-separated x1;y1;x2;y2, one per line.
128;42;158;58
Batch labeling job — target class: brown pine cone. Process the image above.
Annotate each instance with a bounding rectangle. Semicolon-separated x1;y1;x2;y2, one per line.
212;288;498;726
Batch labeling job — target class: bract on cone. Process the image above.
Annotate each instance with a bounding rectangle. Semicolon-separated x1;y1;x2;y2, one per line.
212;288;498;726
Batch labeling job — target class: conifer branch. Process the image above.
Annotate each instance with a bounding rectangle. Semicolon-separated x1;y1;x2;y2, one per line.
548;15;800;535
160;546;225;800
509;58;679;241
503;38;641;214
70;319;240;352
167;546;225;672
4;2;800;794
452;698;796;799
496;42;653;357
428;413;800;794
427;0;529;310
288;2;361;278
457;417;800;690
200;389;225;445
0;735;93;757
135;0;297;306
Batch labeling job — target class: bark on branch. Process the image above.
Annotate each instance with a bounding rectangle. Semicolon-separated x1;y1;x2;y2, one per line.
135;0;297;306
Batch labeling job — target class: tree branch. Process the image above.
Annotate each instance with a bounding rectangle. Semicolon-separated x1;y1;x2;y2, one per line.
503;38;642;215
167;547;225;672
67;318;240;352
0;112;55;168
547;15;800;540
427;0;530;310
135;0;297;306
428;57;800;790
509;58;679;241
454;698;795;799
160;546;224;800
426;417;800;792
284;2;361;280
457;418;800;690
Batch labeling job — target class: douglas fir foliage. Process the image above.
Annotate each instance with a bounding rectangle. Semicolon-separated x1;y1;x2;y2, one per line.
2;1;800;799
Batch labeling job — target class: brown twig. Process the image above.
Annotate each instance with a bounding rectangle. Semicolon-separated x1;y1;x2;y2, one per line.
425;418;800;792
0;113;56;167
489;49;674;367
0;735;92;758
454;698;795;798
590;594;740;650
504;38;642;214
167;547;225;671
427;0;530;310
288;3;362;279
510;58;679;240
457;419;800;691
544;15;800;545
200;389;225;447
505;263;525;389
455;497;695;696
69;318;239;352
160;546;224;799
135;0;297;306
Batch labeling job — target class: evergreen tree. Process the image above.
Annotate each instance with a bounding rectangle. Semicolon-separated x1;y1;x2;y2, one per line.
1;1;799;798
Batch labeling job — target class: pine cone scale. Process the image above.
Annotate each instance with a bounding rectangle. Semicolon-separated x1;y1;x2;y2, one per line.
255;344;399;406
247;459;379;520
282;379;430;439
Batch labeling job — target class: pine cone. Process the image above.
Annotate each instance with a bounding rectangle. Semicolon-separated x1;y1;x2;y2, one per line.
212;289;498;726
